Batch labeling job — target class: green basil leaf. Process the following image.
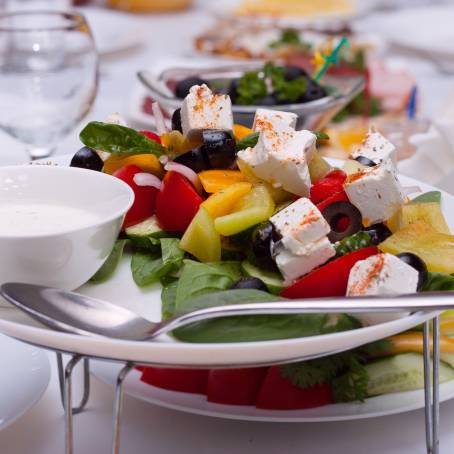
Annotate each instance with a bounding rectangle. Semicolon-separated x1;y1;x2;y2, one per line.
79;122;166;156
173;291;357;343
410;191;442;205
161;277;178;320
174;260;243;311
131;239;184;287
422;272;454;292
235;132;259;151
90;240;127;283
314;131;330;140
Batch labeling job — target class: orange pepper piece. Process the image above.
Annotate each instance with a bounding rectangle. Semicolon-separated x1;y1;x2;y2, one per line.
202;182;252;218
233;124;254;141
198;170;247;193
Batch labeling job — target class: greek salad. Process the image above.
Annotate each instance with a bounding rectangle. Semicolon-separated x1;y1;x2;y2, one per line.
70;83;454;409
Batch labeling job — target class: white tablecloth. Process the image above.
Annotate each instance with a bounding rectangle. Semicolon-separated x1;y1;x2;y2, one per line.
2;3;454;453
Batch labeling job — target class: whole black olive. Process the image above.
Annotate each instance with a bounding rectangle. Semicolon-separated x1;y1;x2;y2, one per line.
70;147;103;171
355;156;376;167
228;78;241;104
299;80;327;103
363;223;392;245
171;108;182;133
230;277;268;292
284;66;309;81
251;222;280;270
322;201;363;242
175;130;236;172
396;252;428;290
175;76;208;99
259;94;278;106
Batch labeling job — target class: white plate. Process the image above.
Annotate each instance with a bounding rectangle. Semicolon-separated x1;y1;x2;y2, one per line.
0;334;50;430
92;360;454;422
373;6;454;61
0;155;450;367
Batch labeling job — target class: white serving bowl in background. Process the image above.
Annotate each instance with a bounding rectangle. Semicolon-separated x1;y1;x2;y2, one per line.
0;166;134;290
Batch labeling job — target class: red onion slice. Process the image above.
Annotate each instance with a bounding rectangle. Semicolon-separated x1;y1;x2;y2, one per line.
165;161;203;194
133;172;162;190
152;102;168;136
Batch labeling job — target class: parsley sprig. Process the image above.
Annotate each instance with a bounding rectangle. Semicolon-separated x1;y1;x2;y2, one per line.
269;29;312;50
280;340;391;403
236;61;308;105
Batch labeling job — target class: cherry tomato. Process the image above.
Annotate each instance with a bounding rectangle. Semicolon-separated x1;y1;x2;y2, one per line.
316;190;349;213
281;246;379;299
113;164;158;229
256;366;333;410
140;130;162;144
156;171;204;232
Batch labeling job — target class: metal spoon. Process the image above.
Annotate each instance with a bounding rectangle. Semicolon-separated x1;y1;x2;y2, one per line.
1;283;454;342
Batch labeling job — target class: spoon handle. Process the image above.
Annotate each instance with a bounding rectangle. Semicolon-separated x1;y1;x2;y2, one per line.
153;292;454;338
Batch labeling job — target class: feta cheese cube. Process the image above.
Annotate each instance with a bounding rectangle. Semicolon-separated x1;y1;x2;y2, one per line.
344;161;404;226
181;84;233;138
351;128;396;165
271;198;330;254
237;126;316;196
253;108;297;131
274;237;335;284
347;253;418;325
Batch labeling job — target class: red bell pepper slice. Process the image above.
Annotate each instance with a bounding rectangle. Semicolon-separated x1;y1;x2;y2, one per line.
156;171;204;232
310;170;347;204
281;246;378;299
140;130;162;144
113;164;158;229
256;366;333;410
206;368;268;406
140;367;209;395
316;190;349;212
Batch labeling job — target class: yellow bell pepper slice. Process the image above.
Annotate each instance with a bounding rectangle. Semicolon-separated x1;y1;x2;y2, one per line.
180;207;221;262
198;170;247;193
103;153;164;177
379;221;454;273
201;182;252;218
214;184;275;236
237;158;292;204
233;124;253;141
161;130;200;155
383;332;454;355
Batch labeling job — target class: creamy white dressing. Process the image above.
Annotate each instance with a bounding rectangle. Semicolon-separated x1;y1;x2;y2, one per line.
0;201;101;235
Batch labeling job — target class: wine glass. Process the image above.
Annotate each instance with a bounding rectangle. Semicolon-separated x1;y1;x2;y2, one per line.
0;11;98;159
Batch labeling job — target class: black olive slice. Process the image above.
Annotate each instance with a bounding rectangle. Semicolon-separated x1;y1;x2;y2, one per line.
354;156;376;167
171;108;182;133
230;277;268;292
175;77;208;99
70;147;103;172
363;223;392;245
322;201;363;242
173;148;207;173
252;222;280;270
396;252;428;291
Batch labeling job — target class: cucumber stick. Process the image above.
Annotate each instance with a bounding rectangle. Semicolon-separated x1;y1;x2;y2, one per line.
126;216;162;238
366;353;454;396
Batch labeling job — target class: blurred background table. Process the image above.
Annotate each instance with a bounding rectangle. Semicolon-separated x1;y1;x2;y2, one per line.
2;2;454;453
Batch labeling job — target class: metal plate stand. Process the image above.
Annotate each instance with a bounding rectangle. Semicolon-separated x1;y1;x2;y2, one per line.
56;314;442;454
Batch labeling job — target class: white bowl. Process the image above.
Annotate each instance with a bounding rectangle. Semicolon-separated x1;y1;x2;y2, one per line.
0;166;134;290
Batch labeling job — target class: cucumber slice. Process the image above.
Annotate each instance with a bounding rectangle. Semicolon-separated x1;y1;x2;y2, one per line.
410;191;441;205
126;216;162;238
126;216;176;249
366;353;454;396
241;261;284;295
